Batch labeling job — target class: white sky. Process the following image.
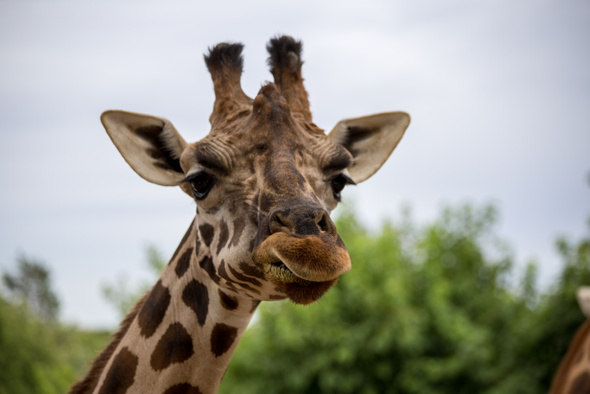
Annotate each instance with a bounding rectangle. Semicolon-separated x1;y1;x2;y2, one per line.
1;0;588;328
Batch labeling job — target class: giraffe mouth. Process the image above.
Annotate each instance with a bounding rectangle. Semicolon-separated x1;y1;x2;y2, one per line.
263;260;339;305
252;232;351;283
264;261;309;284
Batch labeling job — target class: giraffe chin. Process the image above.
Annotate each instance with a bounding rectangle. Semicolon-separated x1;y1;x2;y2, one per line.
281;278;339;305
262;260;339;304
252;232;352;283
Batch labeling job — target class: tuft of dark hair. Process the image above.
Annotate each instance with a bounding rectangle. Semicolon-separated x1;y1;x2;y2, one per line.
204;42;244;73
266;35;303;70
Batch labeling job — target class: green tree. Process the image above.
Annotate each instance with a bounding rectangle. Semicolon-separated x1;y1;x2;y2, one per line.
0;258;111;394
2;256;59;322
0;296;72;394
102;244;166;319
518;220;590;389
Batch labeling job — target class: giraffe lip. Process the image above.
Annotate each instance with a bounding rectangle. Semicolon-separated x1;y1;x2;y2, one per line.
252;232;351;282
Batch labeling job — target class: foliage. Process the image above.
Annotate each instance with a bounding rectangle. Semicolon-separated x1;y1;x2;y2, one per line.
2;256;59;322
0;245;165;393
522;223;590;389
219;204;589;394
0;261;110;394
101;245;166;319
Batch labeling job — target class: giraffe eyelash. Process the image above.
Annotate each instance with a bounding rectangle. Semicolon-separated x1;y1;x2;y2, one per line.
329;173;355;201
184;172;216;200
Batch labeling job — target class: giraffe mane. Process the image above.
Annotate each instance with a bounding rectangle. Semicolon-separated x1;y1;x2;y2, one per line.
68;291;151;394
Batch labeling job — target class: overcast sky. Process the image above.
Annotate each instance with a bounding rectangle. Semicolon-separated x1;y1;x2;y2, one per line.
1;0;589;328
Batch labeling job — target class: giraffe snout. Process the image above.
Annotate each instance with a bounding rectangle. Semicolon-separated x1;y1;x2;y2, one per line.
269;207;337;238
253;203;350;288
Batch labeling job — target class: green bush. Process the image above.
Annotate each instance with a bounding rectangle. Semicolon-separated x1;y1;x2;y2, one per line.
0;261;110;394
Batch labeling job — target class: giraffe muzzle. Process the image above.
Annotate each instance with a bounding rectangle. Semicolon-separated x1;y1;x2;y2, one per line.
252;231;352;283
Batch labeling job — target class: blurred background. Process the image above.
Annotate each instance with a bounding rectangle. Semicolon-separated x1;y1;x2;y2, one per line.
0;0;588;393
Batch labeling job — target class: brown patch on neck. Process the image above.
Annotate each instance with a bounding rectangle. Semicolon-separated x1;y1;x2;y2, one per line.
68;291;151;394
169;219;195;265
70;219;197;393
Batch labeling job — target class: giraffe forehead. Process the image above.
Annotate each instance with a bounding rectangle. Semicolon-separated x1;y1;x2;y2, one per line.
184;121;348;181
183;82;348;173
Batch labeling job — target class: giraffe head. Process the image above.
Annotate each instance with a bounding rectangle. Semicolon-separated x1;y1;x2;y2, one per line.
101;36;409;305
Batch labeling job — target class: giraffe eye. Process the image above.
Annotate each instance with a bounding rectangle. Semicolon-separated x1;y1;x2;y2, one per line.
330;174;354;201
188;172;216;200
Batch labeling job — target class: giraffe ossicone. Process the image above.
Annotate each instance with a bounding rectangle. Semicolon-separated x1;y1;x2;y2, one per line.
70;35;410;394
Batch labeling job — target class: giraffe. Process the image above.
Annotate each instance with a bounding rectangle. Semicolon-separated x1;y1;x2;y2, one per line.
549;287;590;394
69;35;410;394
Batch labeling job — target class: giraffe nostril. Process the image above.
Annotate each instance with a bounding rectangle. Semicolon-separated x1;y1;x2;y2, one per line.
269;207;336;237
269;211;292;234
317;214;329;233
274;213;286;228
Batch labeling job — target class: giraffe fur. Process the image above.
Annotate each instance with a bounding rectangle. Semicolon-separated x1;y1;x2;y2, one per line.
69;35;410;394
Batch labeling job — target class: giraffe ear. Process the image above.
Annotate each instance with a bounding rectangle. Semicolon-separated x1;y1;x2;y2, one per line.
328;112;410;183
101;110;188;186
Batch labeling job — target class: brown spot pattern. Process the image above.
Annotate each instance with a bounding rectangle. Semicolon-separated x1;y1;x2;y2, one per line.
249;300;261;313
169;220;195;265
216;219;229;255
238;261;265;279
570;372;590;394
68;291;152;394
218;260;261;295
229;218;246;249
182;279;209;327
138;280;171;338
195;233;201;256
175;247;193;278
218;289;239;311
199;223;215;247
235;281;261;295
225;281;239;294
163;383;204;394
97;347;138;394
228;264;262;287
259;192;274;213
151;323;194;371
199;255;220;283
211;323;238;357
217;259;232;282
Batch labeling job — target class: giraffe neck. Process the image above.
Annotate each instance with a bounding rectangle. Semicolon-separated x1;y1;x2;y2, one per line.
71;219;259;394
550;318;590;394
